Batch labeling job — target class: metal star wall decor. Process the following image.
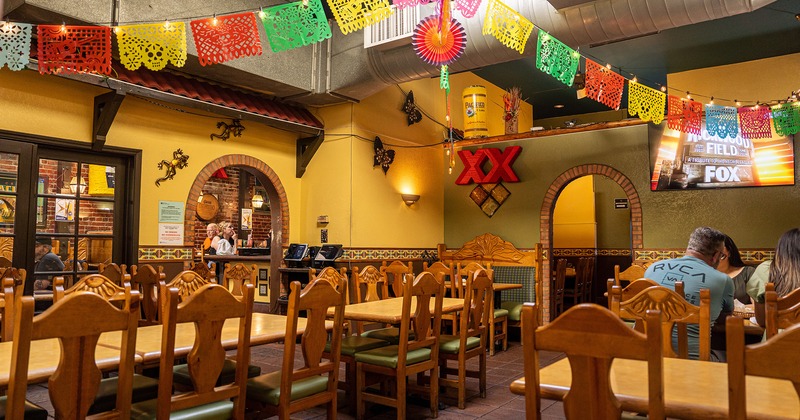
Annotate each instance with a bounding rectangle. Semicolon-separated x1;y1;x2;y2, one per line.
373;136;395;174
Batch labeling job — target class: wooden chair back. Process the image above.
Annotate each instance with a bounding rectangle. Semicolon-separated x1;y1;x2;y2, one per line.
458;269;493;348
221;263;258;296
726;316;800;419
165;270;213;301
7;290;140;419
611;284;710;360
0;256;11;267
457;262;493;282
381;260;413;297
401;272;444;360
189;260;216;282
0;276;17;342
97;262;130;286
278;278;346;416
352;265;385;304
580;257;596;303
614;264;647;288
130;264;167;326
552;259;567;317
54;273;131;305
312;266;348;292
424;261;457;298
157;283;253;418
522;303;664;419
764;282;800;339
0;266;25;297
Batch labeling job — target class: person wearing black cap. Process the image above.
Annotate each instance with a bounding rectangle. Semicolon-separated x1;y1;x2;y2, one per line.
34;237;64;290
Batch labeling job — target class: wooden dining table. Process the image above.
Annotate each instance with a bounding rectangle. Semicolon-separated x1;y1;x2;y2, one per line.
329;297;464;324
509;356;800;419
97;312;325;368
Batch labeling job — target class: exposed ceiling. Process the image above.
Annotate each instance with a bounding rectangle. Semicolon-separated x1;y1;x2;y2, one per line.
475;0;800;120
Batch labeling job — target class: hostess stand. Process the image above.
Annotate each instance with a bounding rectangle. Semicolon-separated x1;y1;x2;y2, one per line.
277;243;343;314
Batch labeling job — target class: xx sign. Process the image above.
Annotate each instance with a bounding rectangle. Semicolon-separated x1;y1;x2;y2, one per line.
455;146;522;185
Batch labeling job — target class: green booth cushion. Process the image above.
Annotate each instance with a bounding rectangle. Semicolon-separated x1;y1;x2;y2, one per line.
173;359;261;388
501;301;524;322
130;399;233;420
246;370;330;406
361;327;414;344
0;395;48;420
494;308;509;319
438;335;481;354
88;373;160;414
325;335;389;356
354;345;432;368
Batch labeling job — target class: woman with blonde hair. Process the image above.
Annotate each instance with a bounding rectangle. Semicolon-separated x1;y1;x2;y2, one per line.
747;228;800;326
215;221;238;255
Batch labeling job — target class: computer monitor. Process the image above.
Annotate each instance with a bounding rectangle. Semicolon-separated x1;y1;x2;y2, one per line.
284;243;309;261
315;244;343;261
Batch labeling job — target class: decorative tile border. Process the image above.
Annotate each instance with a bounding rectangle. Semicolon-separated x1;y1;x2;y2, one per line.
552;248;632;257
635;249;774;265
138;247;194;260
137;247;438;263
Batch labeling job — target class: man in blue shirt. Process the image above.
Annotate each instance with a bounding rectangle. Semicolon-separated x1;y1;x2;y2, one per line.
644;226;734;360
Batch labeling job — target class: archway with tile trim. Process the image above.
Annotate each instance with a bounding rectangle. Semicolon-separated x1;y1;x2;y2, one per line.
539;164;643;322
184;154;289;312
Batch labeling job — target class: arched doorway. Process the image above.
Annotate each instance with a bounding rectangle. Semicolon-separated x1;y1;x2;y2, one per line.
184;154;289;313
540;164;643;322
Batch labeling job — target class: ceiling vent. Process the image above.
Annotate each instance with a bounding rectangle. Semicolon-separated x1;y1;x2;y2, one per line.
364;3;437;50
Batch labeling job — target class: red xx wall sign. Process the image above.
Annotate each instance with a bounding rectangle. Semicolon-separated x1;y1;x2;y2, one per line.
455;146;522;185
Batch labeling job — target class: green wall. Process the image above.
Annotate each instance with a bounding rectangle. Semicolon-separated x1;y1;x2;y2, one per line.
594;175;631;249
444;124;800;249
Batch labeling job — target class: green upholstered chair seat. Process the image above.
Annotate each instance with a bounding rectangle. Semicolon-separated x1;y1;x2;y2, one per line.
246;370;330;406
354;345;432;368
0;395;48;420
494;308;509;318
361;327;414;344
130;399;233;420
88;373;160;414
438;334;481;354
173;359;261;388
325;335;389;356
501;301;524;322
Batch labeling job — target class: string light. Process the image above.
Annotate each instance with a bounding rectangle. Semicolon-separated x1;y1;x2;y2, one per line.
164;19;170;29
709;96;714;105
113;26;120;33
686;91;692;100
212;14;218;26
605;63;611;70
660;86;667;92
60;22;66;33
735;99;741;107
258;8;266;18
631;76;638;84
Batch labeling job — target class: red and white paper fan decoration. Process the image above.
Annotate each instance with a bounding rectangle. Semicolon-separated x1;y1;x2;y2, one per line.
412;16;466;67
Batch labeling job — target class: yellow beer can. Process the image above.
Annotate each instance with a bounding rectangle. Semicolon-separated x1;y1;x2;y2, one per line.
463;85;488;138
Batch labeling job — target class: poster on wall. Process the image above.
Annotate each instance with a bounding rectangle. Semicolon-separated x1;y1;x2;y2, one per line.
88;165;115;195
158;201;184;223
241;208;252;230
158;223;184;245
649;123;795;190
55;198;75;222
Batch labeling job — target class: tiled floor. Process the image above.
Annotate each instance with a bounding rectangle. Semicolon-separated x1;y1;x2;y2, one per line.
27;339;569;419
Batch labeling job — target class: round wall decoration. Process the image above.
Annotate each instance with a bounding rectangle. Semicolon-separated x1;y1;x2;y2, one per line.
196;193;219;221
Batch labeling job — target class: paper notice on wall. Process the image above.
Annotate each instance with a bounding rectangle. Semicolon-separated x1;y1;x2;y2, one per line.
241;208;252;230
158;223;184;245
158;201;185;223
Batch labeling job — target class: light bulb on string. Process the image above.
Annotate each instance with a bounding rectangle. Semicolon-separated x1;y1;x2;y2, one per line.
735;99;741;107
212;14;218;26
686;91;692;100
709;96;714;105
164;20;170;29
258;8;266;18
660;86;667;92
631;76;638;84
60;22;66;33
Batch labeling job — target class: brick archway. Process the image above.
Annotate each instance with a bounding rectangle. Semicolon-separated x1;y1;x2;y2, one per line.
539;164;642;322
183;155;289;248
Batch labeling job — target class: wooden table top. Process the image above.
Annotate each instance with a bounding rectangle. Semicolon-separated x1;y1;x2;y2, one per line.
330;297;464;324
0;338;142;387
98;313;322;366
444;282;522;292
510;357;799;419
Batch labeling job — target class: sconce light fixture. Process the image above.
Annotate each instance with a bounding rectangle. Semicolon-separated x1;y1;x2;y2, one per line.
251;192;264;209
69;175;87;194
401;194;420;206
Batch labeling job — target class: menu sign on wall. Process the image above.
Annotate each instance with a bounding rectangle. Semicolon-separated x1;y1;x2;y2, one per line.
649;123;794;190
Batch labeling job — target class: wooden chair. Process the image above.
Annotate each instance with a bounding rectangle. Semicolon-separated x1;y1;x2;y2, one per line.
423;261;459;333
355;272;444;420
611;284;711;361
0;276;17;342
131;283;254;419
552;259;567;318
6;290;141;419
438;268;492;409
459;262;507;355
221;263;258;296
0;256;10;268
164;270;213;302
189;260;216;282
614;263;647;288
97;262;130;286
0;266;26;297
521;303;664;419
764;282;800;339
726;316;800;420
381;260;413;297
130;264;166;326
53;273;131;304
564;257;592;305
351;265;389;335
581;257;596;303
246;278;346;419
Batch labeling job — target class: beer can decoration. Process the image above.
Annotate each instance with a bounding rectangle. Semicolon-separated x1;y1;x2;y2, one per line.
463;85;488;138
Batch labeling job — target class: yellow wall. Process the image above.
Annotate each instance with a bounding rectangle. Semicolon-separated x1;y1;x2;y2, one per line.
552;175;596;248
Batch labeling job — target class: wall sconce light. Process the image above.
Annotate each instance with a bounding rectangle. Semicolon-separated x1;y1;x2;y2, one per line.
69;175;87;194
401;194;420;206
251;192;264;209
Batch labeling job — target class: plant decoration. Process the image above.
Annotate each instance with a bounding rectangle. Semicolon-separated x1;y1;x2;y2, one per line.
502;86;522;134
373;136;395;175
156;149;190;187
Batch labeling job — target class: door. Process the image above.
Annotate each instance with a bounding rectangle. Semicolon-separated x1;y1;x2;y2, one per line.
0;140;35;270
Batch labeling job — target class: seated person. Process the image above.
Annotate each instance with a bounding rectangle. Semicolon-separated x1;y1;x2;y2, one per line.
747;228;800;326
203;223;220;255
215;221;238;255
34;237;65;291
